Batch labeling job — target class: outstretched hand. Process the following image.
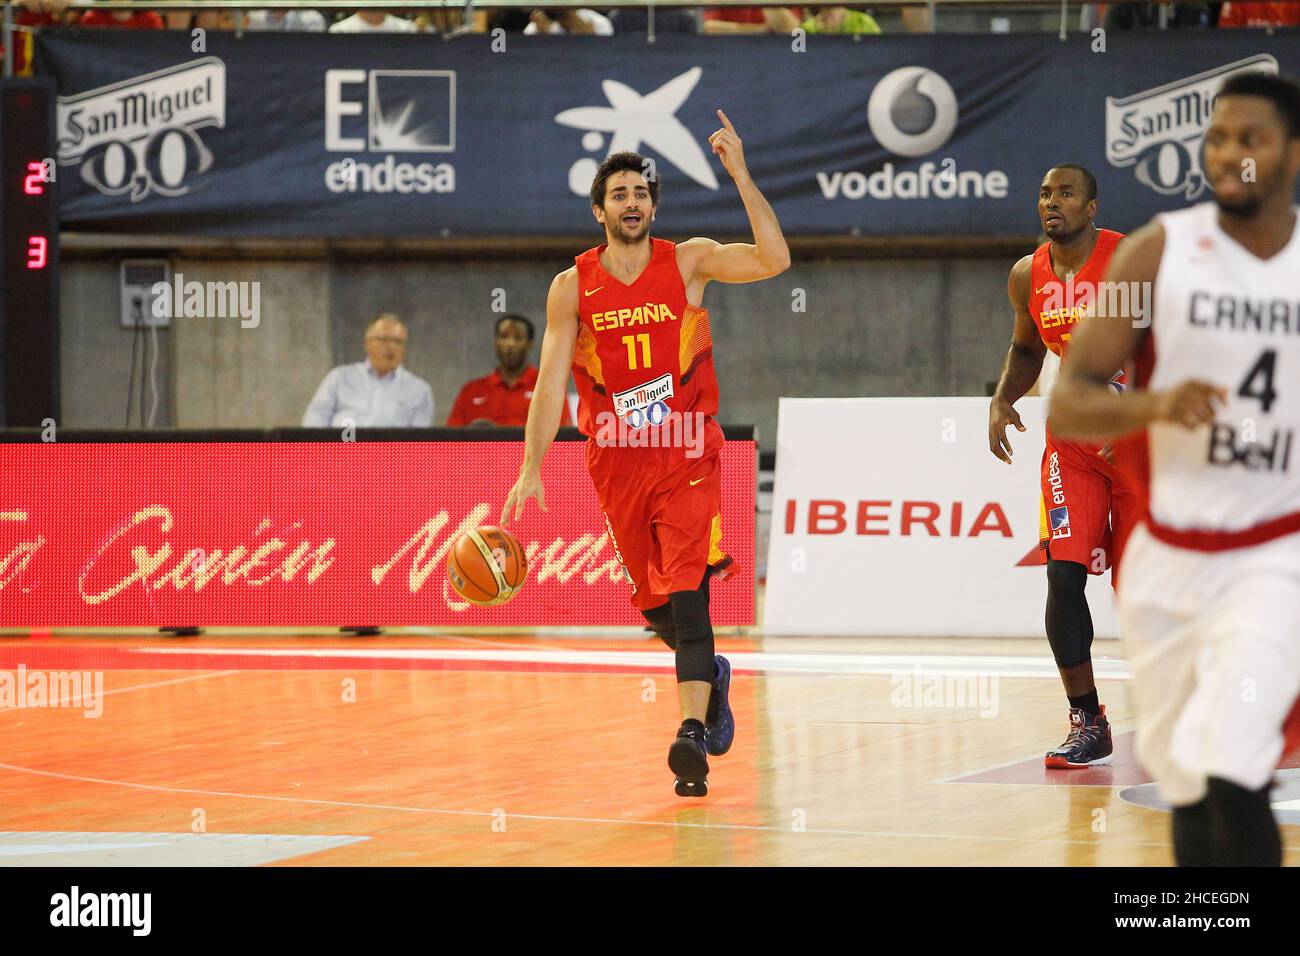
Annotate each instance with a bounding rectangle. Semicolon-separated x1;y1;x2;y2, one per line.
500;470;546;526
988;398;1026;464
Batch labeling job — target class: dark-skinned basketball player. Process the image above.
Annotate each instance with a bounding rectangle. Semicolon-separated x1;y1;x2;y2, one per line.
988;165;1147;767
1051;72;1300;865
501;110;789;796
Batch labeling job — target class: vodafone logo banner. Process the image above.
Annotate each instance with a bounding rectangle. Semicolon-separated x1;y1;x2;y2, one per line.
764;398;1119;638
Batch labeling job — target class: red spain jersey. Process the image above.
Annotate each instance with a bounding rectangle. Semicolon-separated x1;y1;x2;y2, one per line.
1029;228;1125;360
572;237;718;439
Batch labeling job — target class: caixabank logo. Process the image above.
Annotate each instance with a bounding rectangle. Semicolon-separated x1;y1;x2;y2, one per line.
1106;55;1277;200
324;69;456;194
56;58;226;202
554;67;720;197
818;66;1009;201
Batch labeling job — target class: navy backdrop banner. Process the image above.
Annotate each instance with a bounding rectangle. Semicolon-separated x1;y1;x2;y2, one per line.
33;29;1300;237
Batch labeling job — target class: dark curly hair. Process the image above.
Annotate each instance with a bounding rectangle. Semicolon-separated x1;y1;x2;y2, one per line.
589;151;661;209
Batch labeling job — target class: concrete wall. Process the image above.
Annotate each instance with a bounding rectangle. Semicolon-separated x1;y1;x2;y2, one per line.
59;253;1020;447
60;260;175;429
172;260;331;428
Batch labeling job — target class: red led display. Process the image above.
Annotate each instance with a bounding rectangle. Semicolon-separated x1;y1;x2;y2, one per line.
0;440;757;627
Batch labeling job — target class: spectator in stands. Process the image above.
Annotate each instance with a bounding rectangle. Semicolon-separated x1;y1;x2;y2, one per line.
609;7;699;33
303;314;434;428
1218;2;1300;26
447;315;573;427
524;8;614;34
415;7;479;32
7;0;72;75
246;8;329;31
701;6;802;33
329;9;419;32
487;8;533;31
900;5;932;31
1102;2;1217;28
15;0;70;23
164;10;238;31
78;6;165;28
800;7;883;33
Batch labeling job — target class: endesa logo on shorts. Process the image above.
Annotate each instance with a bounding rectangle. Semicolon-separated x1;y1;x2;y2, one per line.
783;499;1012;537
1046;451;1065;506
612;373;674;429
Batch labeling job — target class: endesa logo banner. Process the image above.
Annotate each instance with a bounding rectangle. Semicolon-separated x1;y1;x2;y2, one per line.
764;398;1119;638
0;440;755;628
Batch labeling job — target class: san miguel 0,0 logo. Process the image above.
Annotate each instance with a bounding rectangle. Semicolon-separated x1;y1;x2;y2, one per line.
56;58;226;202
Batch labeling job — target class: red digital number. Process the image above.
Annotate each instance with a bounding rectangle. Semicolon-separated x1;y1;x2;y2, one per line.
24;162;46;196
26;236;48;269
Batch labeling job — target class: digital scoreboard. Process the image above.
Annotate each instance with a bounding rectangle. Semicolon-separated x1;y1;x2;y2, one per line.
0;78;59;426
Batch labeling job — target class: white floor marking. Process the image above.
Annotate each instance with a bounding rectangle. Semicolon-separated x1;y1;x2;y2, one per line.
0;761;1167;849
133;646;1134;680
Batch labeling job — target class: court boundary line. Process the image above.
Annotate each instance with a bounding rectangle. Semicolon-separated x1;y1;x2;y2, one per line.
0;761;1172;850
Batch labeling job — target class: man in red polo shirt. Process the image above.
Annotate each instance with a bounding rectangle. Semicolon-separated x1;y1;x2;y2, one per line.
447;314;574;427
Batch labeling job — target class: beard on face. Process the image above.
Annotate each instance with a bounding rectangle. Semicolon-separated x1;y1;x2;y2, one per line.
1045;218;1088;243
604;205;651;244
1213;158;1289;219
1215;193;1263;218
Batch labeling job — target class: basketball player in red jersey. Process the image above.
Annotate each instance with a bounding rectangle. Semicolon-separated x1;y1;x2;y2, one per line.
989;165;1146;768
501;110;789;796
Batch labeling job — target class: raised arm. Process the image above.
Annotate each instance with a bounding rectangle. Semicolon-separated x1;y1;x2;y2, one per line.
679;110;790;287
987;255;1047;463
500;268;580;524
1050;221;1222;441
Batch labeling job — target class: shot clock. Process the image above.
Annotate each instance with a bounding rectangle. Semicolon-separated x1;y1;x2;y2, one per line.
0;78;59;426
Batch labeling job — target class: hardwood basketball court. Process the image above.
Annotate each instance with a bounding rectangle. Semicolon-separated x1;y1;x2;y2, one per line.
3;631;1296;866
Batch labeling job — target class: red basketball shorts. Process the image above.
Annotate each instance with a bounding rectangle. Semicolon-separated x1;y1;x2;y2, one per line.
584;421;731;612
1038;429;1147;583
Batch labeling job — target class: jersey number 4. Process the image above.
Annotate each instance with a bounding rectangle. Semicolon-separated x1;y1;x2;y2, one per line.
1238;349;1278;414
622;333;651;370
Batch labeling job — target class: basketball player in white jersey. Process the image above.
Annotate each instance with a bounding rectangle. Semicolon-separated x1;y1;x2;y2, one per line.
1049;72;1300;865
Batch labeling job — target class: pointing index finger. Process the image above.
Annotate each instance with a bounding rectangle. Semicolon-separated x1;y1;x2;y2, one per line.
716;109;736;133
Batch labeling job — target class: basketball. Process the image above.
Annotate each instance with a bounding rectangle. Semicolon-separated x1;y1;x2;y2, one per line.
447;526;528;606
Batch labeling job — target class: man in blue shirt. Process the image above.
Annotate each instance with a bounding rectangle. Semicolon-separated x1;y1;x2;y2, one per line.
302;313;434;427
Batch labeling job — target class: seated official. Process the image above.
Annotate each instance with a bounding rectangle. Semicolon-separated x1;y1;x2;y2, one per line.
303;313;434;427
447;314;573;427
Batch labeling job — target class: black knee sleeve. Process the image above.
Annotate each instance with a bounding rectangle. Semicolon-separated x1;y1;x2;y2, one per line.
1045;559;1093;669
1205;777;1281;866
642;602;676;650
668;573;714;684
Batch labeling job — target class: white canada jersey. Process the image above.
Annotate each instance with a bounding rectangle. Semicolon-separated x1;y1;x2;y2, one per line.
1147;202;1300;534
